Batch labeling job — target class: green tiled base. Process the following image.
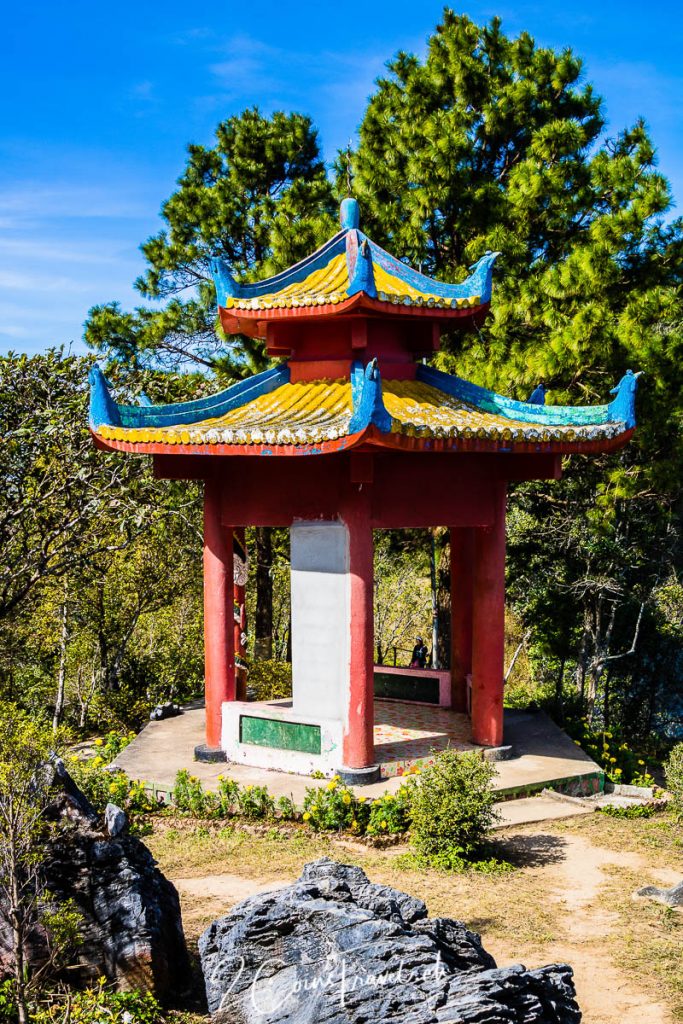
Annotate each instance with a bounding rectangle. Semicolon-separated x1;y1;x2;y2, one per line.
495;771;605;801
239;715;322;755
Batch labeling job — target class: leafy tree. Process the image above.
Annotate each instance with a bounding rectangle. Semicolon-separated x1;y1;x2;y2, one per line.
0;352;204;730
85;108;336;375
373;540;431;666
84;109;337;646
349;10;683;735
0;707;79;1024
0;351;154;622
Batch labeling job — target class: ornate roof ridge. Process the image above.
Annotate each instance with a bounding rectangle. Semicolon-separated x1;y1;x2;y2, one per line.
210;198;499;314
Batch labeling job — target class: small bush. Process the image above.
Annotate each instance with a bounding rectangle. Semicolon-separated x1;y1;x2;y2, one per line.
301;777;412;837
216;775;240;815
236;784;275;819
563;717;659;785
173;769;212;815
409;749;497;866
665;742;683;818
276;795;296;820
247;660;293;701
32;981;162;1024
0;981;16;1024
302;777;359;831
67;756;157;814
598;803;656;819
366;785;413;836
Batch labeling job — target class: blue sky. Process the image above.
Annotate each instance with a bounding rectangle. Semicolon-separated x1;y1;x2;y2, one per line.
1;1;682;355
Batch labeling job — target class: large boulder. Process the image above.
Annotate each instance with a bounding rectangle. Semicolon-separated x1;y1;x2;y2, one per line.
0;760;191;1002
199;857;580;1023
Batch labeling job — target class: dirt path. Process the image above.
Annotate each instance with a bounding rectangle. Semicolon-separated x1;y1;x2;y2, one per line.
486;835;679;1024
170;833;680;1024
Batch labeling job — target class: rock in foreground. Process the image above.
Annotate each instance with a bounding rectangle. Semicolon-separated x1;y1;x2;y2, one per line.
636;879;683;909
199;857;580;1023
0;760;191;1002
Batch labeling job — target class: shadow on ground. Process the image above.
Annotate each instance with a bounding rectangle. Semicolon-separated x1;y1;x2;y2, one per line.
493;832;568;868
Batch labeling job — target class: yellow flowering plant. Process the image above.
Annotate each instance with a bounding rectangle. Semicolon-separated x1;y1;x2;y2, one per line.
565;715;660;785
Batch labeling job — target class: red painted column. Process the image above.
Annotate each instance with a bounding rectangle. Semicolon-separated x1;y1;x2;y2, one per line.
471;483;507;747
343;491;375;769
203;477;235;750
450;527;474;713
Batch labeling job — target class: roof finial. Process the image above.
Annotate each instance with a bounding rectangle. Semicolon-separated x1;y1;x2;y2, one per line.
345;139;353;197
340;197;360;231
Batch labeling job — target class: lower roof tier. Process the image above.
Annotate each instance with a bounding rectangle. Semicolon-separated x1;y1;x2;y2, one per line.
89;362;639;458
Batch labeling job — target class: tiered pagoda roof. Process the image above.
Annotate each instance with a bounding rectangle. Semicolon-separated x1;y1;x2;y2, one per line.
211;198;498;339
89;200;638;458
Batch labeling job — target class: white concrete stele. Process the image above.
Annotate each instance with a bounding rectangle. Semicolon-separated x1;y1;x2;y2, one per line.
222;519;350;775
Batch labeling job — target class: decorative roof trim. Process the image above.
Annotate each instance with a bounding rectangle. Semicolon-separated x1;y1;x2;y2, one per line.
416;365;639;430
348;359;392;434
368;244;498;304
91;424;634;459
211;232;348;306
88;364;290;431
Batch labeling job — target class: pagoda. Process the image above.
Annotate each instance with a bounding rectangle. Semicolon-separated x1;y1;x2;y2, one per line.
89;198;639;783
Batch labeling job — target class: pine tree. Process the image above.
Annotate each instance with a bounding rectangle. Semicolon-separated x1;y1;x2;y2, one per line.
348;10;683;734
85;108;336;375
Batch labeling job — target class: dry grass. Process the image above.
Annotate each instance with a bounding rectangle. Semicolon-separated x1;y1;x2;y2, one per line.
147;811;683;1020
598;864;683;1019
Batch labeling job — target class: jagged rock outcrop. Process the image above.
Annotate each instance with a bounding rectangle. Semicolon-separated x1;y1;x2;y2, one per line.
636;879;683;908
0;760;191;1002
199;857;581;1023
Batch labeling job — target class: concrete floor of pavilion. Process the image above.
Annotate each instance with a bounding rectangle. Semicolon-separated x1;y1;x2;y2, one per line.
114;701;604;802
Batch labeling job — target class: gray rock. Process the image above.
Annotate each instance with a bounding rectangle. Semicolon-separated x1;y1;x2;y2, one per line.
104;803;128;837
636;879;683;908
0;765;191;1002
199;856;581;1023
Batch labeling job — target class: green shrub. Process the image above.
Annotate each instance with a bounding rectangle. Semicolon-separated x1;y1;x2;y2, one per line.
0;981;16;1024
665;742;683;818
236;784;275;819
67;756;157;814
598;803;656;819
563;716;659;785
409;749;497;866
31;981;162;1024
173;769;211;815
247;660;293;701
367;784;413;836
216;775;240;815
301;777;412;836
92;729;136;761
276;795;296;820
302;777;366;832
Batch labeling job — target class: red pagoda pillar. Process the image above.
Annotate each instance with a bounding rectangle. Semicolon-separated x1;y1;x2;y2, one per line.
450;527;474;714
471;483;507;747
201;478;235;755
342;491;375;773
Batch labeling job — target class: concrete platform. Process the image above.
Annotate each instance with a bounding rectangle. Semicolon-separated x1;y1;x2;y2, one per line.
113;704;603;802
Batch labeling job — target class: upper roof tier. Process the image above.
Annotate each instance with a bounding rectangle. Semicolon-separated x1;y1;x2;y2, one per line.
211;199;499;341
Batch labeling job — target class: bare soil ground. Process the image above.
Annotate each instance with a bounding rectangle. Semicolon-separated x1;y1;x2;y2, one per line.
147;812;683;1023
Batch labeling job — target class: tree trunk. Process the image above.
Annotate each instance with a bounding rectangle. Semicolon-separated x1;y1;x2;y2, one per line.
436;538;451;669
555;656;566;722
9;831;28;1024
52;588;69;732
253;527;273;660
